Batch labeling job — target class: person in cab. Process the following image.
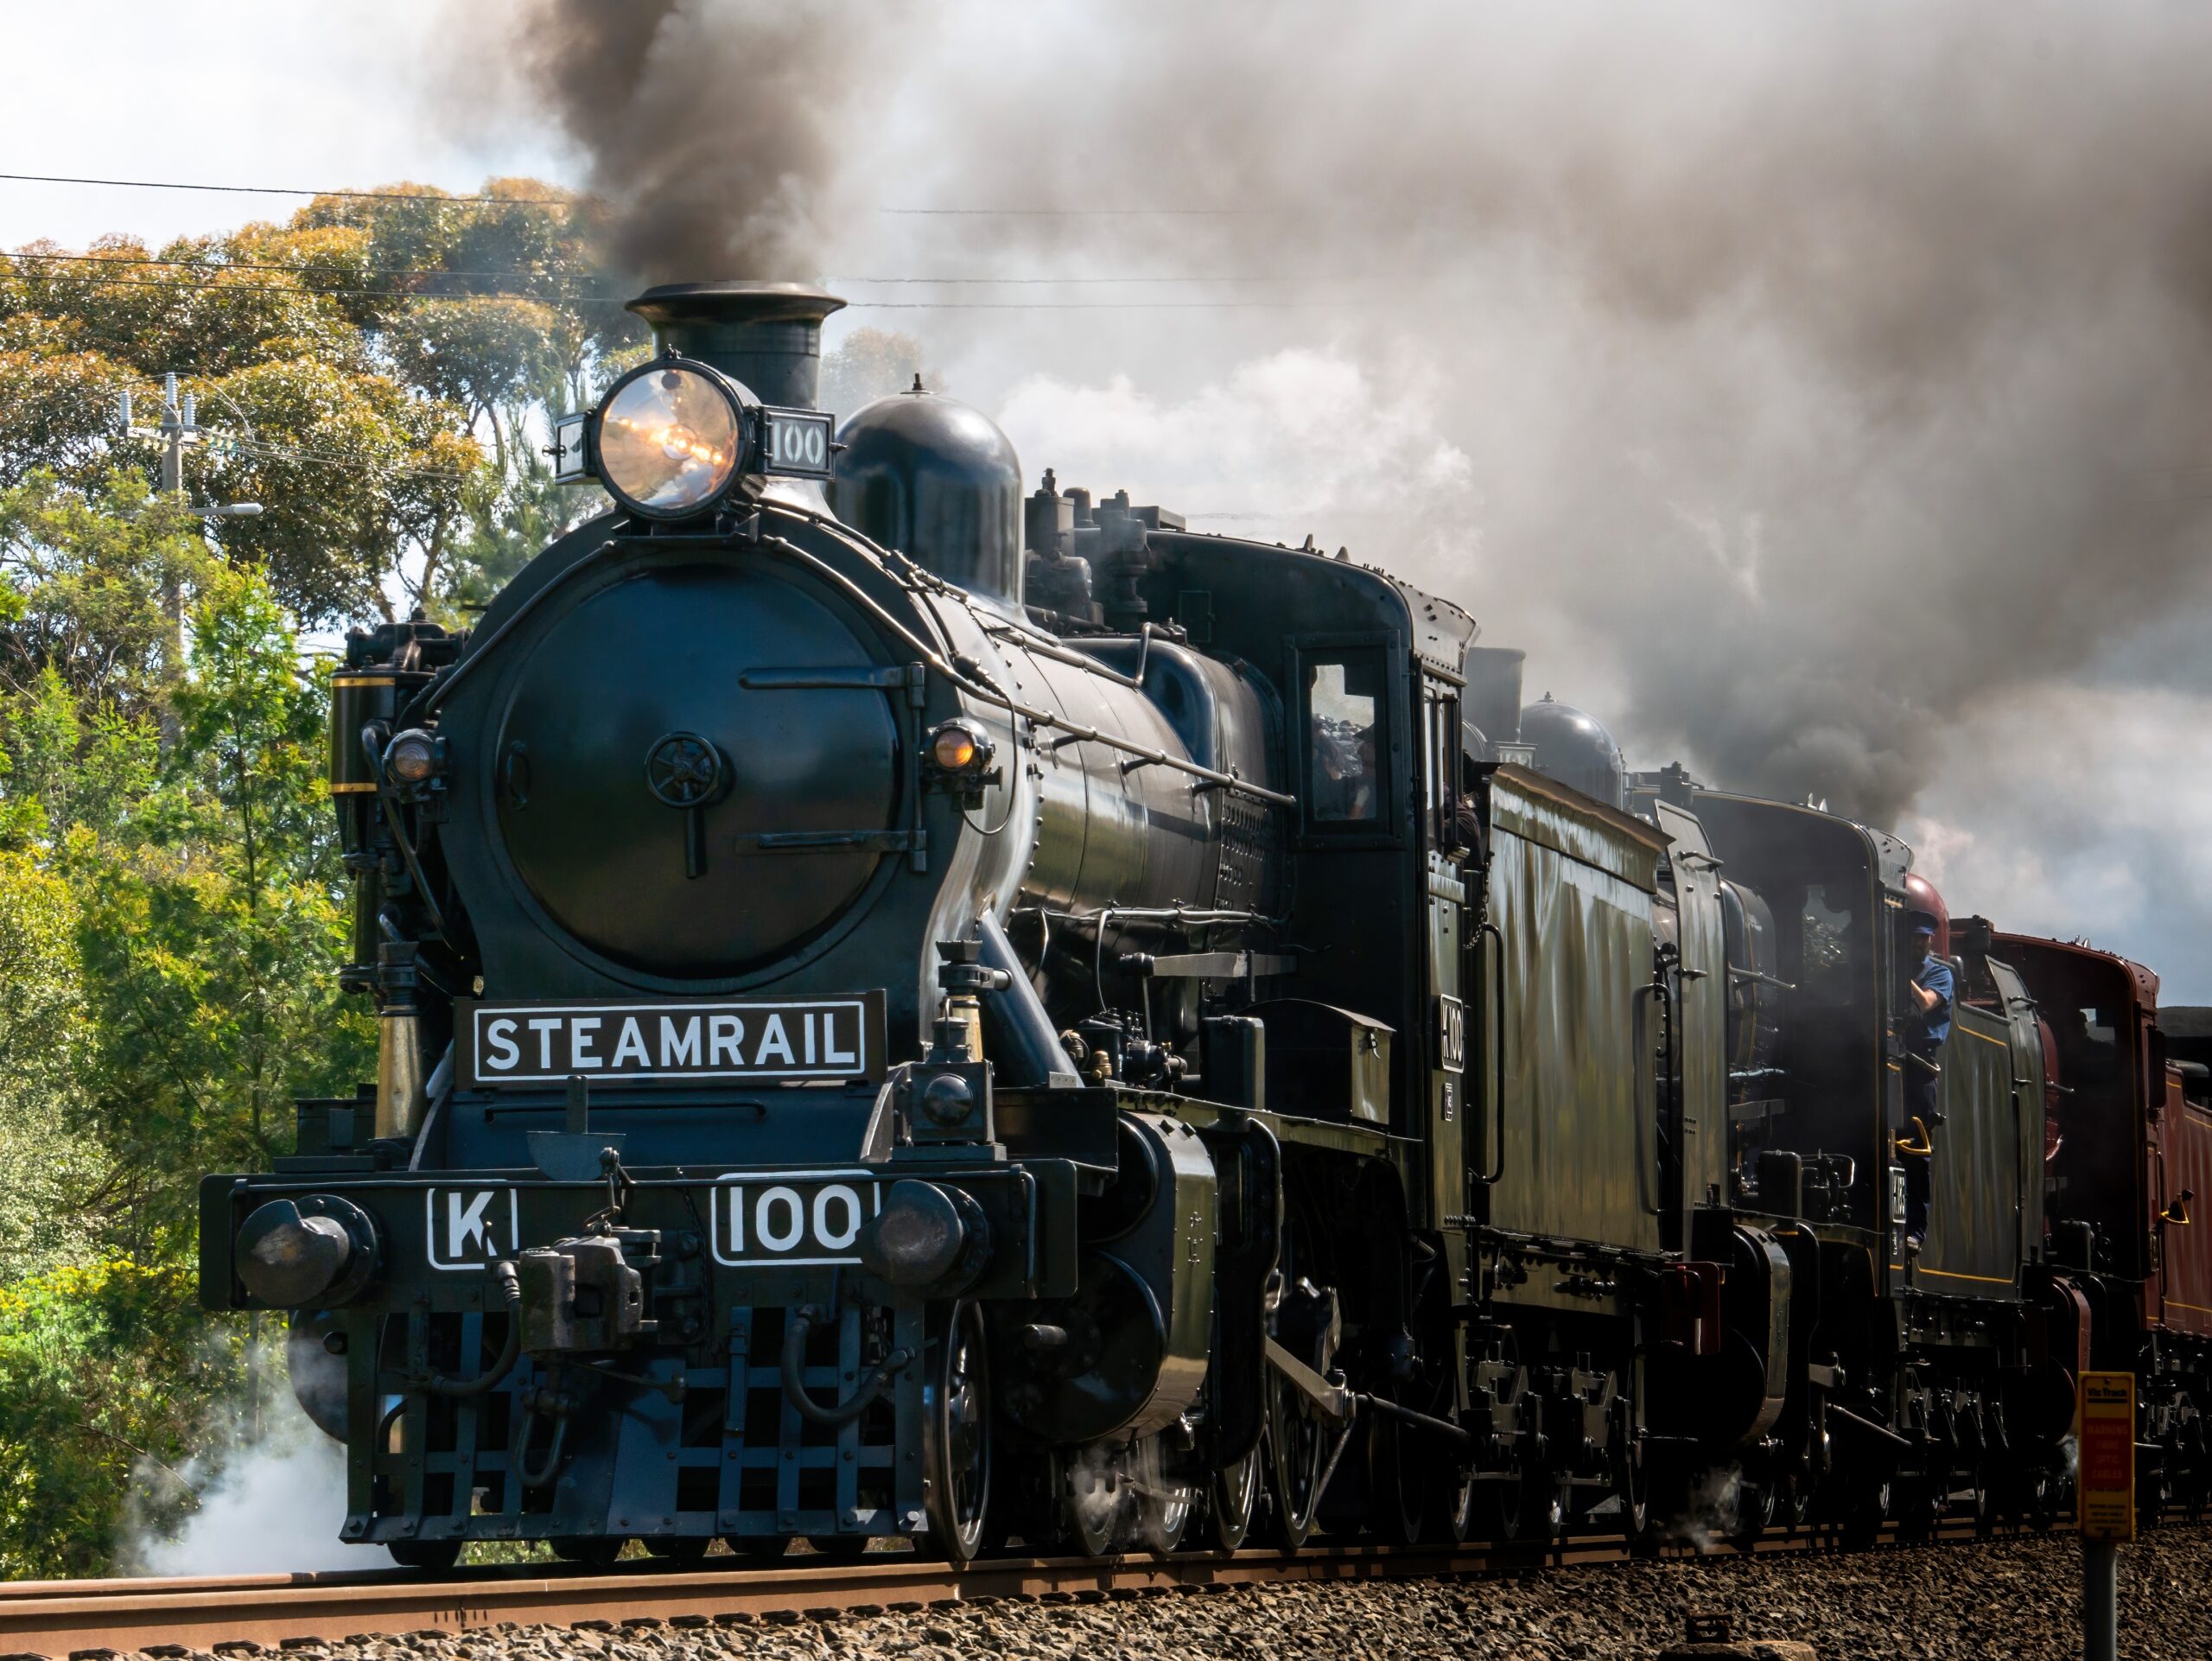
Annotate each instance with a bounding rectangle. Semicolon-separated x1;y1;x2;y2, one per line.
1900;911;1955;1253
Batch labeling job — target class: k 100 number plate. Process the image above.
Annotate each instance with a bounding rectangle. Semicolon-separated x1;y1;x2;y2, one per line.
710;1173;882;1268
455;994;887;1088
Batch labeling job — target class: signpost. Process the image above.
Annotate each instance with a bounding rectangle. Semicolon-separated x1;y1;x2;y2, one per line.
2078;1370;2135;1661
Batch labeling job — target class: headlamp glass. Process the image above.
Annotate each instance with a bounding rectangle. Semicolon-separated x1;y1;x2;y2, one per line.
597;365;743;515
386;729;438;784
931;726;982;771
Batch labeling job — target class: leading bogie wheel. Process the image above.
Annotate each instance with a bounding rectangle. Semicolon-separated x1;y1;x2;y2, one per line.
722;1535;791;1561
923;1298;994;1564
1371;1411;1427;1547
1428;1457;1476;1544
550;1537;622;1570
387;1539;463;1572
1729;1468;1777;1553
1522;1473;1568;1543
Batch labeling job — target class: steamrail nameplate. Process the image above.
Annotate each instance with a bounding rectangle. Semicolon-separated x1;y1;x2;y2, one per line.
455;993;887;1087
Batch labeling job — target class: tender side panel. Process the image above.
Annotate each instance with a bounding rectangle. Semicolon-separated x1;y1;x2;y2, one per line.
1655;802;1728;1223
2159;1073;2212;1338
1921;1003;2026;1297
1484;767;1666;1253
1992;957;2049;1270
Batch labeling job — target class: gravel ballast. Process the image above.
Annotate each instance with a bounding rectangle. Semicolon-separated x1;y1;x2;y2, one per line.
111;1524;2212;1661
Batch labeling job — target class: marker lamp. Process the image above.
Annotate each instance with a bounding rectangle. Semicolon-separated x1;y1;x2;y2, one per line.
930;722;991;773
385;729;441;785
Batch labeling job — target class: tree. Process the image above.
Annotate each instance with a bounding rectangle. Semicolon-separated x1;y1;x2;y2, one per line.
67;570;371;1257
0;1258;228;1579
0;470;213;720
821;328;938;419
0;846;95;1280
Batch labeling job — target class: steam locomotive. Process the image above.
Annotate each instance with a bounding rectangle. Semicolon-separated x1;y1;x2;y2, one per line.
199;281;2212;1568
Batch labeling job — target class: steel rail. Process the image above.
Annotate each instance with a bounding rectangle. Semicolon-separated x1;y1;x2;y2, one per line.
0;1519;2007;1656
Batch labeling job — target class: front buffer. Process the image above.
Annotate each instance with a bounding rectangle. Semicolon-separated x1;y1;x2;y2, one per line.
200;1067;1135;1565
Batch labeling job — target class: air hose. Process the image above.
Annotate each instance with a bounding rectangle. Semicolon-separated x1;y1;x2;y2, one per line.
779;1308;912;1427
425;1260;522;1397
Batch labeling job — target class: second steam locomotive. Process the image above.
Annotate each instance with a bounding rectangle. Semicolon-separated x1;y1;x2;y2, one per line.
200;281;2212;1565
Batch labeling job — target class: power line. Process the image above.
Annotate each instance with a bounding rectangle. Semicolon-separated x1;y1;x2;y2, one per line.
850;301;1325;310
0;168;1263;221
834;274;1359;285
877;206;1250;217
0;169;1248;220
7;249;607;284
12;250;1352;290
224;432;474;480
0;171;573;206
7;270;620;304
11;268;1325;310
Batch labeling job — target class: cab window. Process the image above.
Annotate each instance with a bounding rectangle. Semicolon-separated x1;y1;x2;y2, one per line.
1305;648;1387;826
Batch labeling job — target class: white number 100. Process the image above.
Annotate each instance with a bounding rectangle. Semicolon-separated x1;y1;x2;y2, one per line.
772;419;828;469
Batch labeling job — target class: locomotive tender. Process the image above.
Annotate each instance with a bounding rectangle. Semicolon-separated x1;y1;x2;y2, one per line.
200;282;2212;1566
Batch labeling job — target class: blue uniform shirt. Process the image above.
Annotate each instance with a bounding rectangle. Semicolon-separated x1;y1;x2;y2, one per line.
1909;954;1955;1053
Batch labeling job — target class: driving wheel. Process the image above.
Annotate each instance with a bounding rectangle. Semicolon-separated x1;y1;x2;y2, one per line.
1133;1434;1193;1554
1205;1447;1262;1551
1063;1447;1121;1558
1264;1368;1326;1549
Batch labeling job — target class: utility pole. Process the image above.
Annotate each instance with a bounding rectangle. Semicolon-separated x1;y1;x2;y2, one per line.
120;372;264;513
118;376;264;743
121;373;270;1422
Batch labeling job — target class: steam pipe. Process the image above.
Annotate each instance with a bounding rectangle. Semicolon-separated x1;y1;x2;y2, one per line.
978;912;1077;1087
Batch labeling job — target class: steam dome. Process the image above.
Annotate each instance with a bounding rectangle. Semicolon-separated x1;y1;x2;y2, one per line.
1520;694;1628;809
832;385;1024;608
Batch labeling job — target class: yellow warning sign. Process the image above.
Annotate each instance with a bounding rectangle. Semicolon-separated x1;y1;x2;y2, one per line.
2079;1370;2135;1543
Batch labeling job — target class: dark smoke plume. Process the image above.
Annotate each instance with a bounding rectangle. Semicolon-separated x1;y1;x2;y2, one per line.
840;3;2212;830
482;2;2212;839
516;0;848;283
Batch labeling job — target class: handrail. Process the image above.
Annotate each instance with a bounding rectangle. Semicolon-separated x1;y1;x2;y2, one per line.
1633;981;1667;1218
1477;920;1507;1185
757;535;1295;810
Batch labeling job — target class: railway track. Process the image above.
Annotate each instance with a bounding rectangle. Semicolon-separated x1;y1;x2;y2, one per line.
0;1521;2005;1658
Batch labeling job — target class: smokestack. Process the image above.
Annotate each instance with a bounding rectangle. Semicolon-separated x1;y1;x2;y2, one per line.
626;282;848;410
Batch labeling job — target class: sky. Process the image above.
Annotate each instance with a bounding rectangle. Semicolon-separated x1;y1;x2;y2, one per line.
7;2;2210;1001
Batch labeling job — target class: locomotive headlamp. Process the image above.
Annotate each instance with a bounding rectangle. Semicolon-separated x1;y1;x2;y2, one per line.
595;361;746;518
384;729;442;785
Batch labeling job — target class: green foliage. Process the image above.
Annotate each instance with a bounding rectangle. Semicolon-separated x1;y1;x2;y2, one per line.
0;474;371;1568
0;849;94;1278
0;470;212;719
0;1260;238;1579
0;182;943;1578
0;178;645;626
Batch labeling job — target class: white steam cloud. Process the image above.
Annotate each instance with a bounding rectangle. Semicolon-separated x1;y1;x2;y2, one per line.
121;1361;388;1577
